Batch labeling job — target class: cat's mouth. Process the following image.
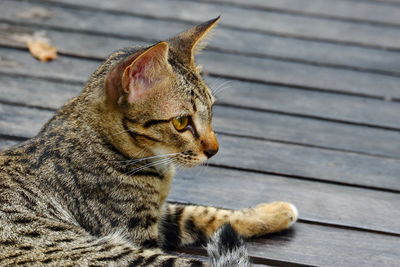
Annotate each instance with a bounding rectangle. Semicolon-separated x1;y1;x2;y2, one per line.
174;151;208;168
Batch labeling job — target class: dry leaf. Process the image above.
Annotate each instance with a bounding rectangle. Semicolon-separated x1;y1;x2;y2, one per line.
27;40;58;62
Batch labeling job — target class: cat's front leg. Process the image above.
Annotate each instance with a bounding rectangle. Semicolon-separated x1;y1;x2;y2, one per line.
159;202;298;249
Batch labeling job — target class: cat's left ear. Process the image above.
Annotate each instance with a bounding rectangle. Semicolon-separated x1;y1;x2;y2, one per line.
106;42;171;104
169;16;220;67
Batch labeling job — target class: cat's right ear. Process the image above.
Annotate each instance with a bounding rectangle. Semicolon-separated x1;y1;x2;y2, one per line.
168;16;220;67
105;42;171;104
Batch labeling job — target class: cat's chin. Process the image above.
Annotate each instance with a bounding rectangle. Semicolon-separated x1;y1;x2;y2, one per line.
174;158;207;169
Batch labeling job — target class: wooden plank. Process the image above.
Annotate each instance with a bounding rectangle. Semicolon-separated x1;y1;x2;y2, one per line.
0;75;80;108
0;74;83;109
0;47;99;82
3;18;400;77
244;222;400;266
1;27;400;103
2;75;400;160
0;1;400;99
0;101;53;138
193;0;400;26
1;137;398;265
1;50;400;131
2;1;400;76
2;3;400;97
211;134;400;191
37;0;400;49
2;24;400;129
0;139;19;150
184;221;400;266
198;51;400;100
213;106;400;159
1;102;399;191
174;166;400;265
171;166;400;234
212;78;400;130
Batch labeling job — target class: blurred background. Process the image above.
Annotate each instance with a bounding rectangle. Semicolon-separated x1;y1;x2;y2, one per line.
0;0;399;266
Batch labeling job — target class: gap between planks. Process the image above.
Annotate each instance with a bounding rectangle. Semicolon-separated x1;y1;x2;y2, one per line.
6;0;400;52
1;13;399;99
1;49;400;158
1;75;400;160
1;126;399;195
2;19;400;79
2;42;400;104
1;96;399;161
171;0;400;28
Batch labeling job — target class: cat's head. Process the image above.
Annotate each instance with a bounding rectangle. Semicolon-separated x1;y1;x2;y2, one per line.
100;17;220;168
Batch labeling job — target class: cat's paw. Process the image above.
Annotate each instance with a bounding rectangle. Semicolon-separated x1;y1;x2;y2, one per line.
232;201;298;238
255;202;298;230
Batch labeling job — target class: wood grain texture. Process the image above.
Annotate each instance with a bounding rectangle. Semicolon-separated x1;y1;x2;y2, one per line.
2;75;400;160
36;0;400;49
0;138;20;150
2;24;400;130
210;134;400;191
194;0;400;26
171;166;400;234
183;220;400;267
0;102;53;138
0;101;399;192
198;51;400;99
0;43;400;128
213;106;400;159
3;18;400;76
0;74;80;107
245;222;400;266
0;47;99;82
2;68;400;131
212;78;400;130
1;2;400;97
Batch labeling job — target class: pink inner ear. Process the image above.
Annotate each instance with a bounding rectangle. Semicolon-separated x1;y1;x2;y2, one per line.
126;65;153;103
107;42;169;103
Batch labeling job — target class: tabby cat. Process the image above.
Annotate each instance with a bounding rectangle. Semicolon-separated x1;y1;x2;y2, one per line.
0;17;298;266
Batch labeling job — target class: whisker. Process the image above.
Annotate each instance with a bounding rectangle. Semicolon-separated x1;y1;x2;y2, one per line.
114;152;180;164
213;82;235;97
212;79;233;95
214;85;234;96
124;153;180;166
208;77;223;89
126;158;175;176
160;158;178;176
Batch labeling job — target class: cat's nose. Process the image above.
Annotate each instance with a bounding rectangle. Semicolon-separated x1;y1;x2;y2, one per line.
202;131;219;159
204;148;218;159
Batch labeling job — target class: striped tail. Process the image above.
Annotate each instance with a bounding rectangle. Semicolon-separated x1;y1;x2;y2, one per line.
207;224;251;267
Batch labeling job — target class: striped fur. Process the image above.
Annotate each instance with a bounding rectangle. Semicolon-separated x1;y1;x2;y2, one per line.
0;18;297;266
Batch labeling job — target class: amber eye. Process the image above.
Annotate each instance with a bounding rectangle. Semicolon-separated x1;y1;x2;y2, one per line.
172;116;189;131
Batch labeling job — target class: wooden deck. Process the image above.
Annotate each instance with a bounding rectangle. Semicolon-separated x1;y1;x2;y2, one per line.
1;0;400;265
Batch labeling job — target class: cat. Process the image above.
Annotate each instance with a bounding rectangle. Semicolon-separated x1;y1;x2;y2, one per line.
0;17;298;266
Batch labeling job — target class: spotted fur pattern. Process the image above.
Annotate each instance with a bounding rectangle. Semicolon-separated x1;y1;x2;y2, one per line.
0;18;297;266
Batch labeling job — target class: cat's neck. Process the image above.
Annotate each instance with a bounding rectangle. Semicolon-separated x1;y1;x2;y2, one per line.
34;96;176;184
36;97;139;169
